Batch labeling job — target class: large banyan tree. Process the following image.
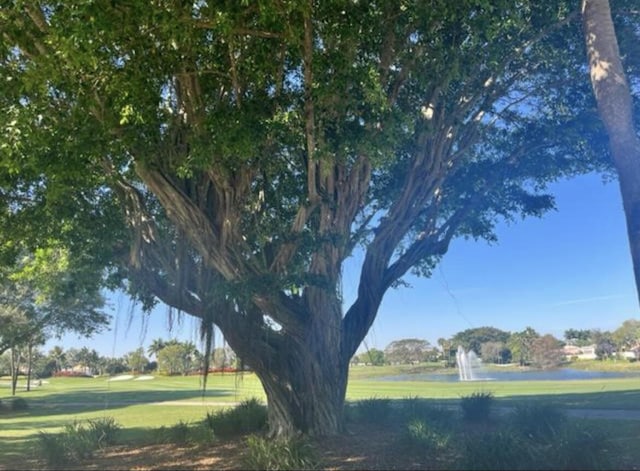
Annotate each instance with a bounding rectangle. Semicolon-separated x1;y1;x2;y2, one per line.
0;1;618;435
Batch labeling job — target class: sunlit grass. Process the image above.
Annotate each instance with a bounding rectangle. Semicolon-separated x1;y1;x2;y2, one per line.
346;377;640;408
1;366;639;468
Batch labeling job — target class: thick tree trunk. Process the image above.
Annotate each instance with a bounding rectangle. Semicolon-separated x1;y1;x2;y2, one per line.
230;289;349;438
256;357;348;438
582;0;640;306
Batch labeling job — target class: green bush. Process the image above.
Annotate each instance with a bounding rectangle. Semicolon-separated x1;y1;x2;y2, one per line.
459;417;615;470
460;391;494;423
546;423;615;470
204;398;268;438
243;435;318;470
398;396;455;427
509;403;566;441
347;397;393;425
460;430;536;470
62;421;97;462
36;417;121;467
88;417;121;448
403;419;451;453
36;432;71;468
155;420;193;445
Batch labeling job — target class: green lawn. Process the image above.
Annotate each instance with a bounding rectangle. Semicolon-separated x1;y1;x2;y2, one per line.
1;368;639;468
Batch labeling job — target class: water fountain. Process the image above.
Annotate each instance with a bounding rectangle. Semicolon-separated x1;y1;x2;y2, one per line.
456;346;479;381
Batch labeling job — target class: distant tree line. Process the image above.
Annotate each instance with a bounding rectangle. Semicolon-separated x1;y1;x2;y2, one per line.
0;338;241;390
352;318;640;369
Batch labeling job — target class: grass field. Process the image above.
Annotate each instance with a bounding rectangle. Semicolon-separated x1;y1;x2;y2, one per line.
1;364;639;469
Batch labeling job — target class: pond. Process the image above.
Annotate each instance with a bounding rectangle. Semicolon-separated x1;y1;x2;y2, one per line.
377;368;640;382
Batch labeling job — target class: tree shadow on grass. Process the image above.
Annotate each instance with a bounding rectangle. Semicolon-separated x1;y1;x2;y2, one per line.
371;388;640;411
1;387;239;420
485;389;640;410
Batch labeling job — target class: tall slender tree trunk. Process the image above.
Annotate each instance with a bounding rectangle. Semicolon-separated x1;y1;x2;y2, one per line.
10;347;19;396
26;343;33;392
582;0;640;305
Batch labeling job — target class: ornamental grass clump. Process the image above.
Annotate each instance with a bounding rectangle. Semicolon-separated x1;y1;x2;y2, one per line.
36;432;70;468
36;417;122;468
87;416;121;448
155;420;194;445
243;435;319;470
460;391;494;423
399;396;455;428
403;418;452;454
545;422;615;470
509;403;566;441
204;398;268;438
459;429;537;470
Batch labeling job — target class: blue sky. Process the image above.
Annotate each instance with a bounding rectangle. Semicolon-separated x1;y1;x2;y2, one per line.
45;172;639;358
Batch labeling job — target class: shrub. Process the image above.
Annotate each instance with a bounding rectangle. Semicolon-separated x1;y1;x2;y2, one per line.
403;419;451;453
460;430;536;470
204;398;268;438
36;432;71;468
347;397;393;425
509;403;566;441
87;417;121;448
10;397;28;411
243;435;318;470
62;421;96;462
398;396;455;427
155;420;193;445
52;371;93;378
36;417;121;467
460;391;494;423
546;422;615;470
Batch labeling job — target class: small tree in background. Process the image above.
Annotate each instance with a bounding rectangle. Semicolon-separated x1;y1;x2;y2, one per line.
531;335;564;369
508;327;540;367
157;342;199;376
563;328;593;347
592;330;616;360
480;341;511;364
451;327;511;357
612;319;640;352
384;339;432;364
356;348;386;366
124;348;148;375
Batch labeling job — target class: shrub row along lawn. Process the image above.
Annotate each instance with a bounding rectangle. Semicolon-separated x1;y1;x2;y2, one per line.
1;372;640;469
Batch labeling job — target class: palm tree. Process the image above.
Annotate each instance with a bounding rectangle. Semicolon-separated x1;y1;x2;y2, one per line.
48;345;65;373
147;338;166;359
582;0;640;305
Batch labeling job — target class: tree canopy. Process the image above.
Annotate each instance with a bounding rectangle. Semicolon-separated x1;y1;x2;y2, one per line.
0;246;109;356
384;338;433;364
0;1;627;436
450;326;511;356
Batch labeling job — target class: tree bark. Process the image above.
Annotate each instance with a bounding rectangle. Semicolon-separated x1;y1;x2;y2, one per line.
10;347;19;396
222;288;348;437
26;343;33;392
582;0;640;306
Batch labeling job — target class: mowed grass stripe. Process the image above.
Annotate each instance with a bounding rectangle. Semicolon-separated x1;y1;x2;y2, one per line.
1;371;639;441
